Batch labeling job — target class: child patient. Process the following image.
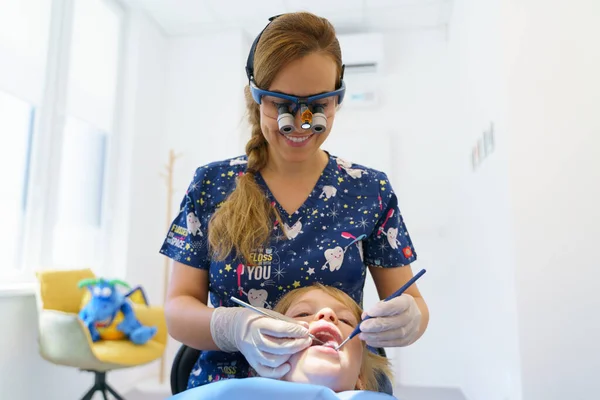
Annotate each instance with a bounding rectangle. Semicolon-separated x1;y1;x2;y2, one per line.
270;283;393;392
169;284;394;399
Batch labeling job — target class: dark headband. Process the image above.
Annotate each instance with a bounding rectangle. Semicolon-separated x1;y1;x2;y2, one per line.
245;14;284;82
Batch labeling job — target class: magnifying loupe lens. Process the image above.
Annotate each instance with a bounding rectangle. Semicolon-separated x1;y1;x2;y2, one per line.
278;113;295;134
311;113;327;134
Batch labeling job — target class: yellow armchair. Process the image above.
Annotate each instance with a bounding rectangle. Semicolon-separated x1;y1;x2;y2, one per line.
35;268;167;399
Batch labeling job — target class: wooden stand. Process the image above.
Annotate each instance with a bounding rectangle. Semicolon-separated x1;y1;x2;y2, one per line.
158;149;182;384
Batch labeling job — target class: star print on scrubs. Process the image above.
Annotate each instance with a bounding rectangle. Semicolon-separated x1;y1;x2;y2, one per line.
159;152;417;389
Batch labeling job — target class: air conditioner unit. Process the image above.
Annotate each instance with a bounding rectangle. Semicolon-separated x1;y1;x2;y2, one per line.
338;33;384;107
338;32;385;75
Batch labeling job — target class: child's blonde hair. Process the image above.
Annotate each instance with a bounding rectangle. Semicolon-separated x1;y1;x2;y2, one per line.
273;283;394;392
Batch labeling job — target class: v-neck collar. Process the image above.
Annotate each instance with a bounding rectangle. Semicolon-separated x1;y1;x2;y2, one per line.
255;152;337;222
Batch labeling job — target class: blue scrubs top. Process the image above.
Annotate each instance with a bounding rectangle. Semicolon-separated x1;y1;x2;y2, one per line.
159;152;417;388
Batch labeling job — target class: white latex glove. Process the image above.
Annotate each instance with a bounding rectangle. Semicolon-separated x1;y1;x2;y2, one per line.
358;294;422;347
210;307;312;378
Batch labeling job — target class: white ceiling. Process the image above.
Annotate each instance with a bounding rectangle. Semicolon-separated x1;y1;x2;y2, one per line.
120;0;453;37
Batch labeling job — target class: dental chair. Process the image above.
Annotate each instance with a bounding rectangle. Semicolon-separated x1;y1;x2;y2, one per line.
170;344;394;396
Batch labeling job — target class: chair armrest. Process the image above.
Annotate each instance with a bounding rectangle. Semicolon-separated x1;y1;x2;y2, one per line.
38;310;97;367
132;305;168;345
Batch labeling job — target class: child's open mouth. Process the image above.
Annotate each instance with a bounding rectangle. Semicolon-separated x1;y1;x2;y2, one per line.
309;322;343;349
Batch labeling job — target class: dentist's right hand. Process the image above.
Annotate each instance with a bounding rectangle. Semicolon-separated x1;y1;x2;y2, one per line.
210;306;312;378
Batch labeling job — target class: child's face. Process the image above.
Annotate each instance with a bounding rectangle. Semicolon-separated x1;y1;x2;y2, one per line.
281;289;364;392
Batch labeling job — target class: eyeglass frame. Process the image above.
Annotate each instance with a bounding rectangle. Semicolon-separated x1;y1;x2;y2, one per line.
248;79;346;116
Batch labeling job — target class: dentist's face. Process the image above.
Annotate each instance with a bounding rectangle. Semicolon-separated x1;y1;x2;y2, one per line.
260;52;338;164
281;289;363;392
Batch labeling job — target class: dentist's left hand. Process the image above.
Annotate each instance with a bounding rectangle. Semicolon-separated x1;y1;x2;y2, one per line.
210;307;312;378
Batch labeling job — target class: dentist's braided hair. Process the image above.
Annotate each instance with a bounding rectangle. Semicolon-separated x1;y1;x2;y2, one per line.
208;12;343;263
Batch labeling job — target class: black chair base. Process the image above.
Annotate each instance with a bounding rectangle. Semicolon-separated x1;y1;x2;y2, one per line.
80;371;124;400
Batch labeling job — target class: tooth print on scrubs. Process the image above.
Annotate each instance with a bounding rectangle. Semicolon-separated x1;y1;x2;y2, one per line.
159;152;417;388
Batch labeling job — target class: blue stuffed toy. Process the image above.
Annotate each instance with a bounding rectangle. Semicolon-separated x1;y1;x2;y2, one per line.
78;278;157;345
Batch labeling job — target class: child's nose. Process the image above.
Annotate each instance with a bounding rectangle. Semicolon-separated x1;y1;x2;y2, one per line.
315;308;338;323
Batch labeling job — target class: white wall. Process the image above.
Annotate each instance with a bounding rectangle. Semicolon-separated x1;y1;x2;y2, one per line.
442;0;600;399
326;28;467;391
502;0;600;399
164;29;249;195
146;27;251;379
331;2;527;399
112;9;170;382
95;20;260;388
443;1;524;399
116;11;168;313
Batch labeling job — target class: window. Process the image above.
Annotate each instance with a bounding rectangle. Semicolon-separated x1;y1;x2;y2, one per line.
66;0;121;130
52;0;122;268
0;0;51;103
0;92;35;274
0;0;49;282
0;0;124;283
53;117;109;266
